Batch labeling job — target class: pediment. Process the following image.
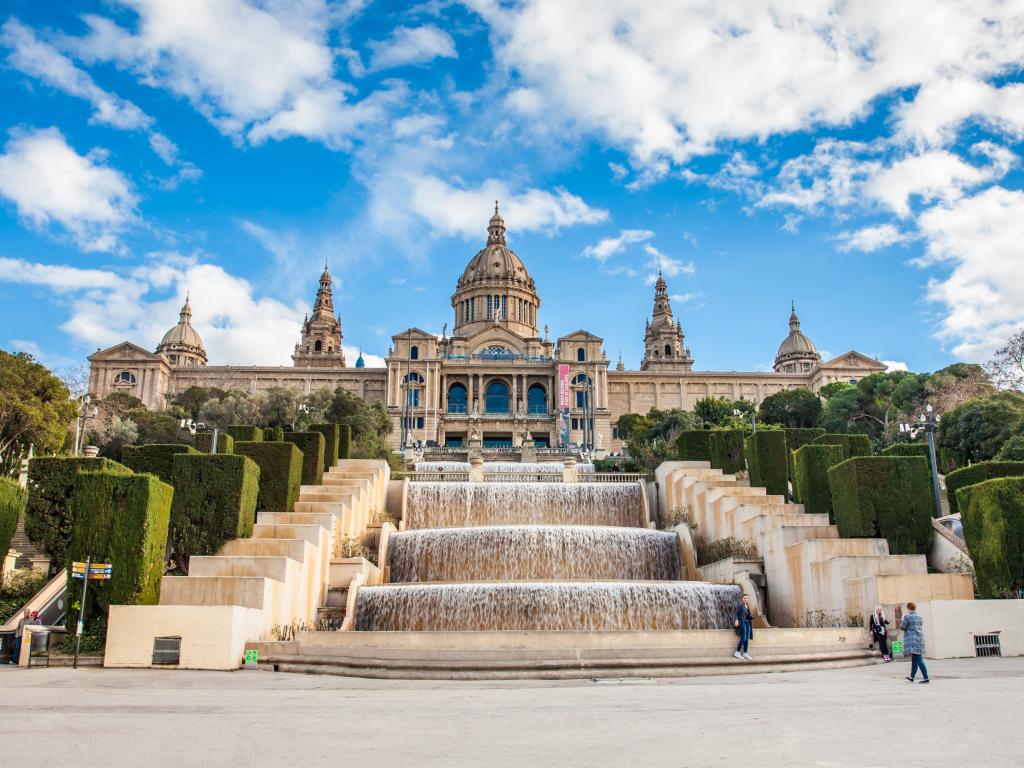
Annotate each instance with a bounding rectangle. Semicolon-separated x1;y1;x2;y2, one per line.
820;350;887;371
88;341;161;362
390;327;438;341
559;329;603;342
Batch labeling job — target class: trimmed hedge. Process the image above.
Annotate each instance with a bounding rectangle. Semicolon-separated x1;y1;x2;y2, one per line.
785;428;826;483
881;443;934;475
945;461;1024;516
745;430;788;497
121;443;199;483
225;425;263;443
828;456;934;555
311;423;340;471
25;457;133;564
0;478;27;578
194;431;234;454
957;477;1024;598
284;431;325;486
264;426;284;442
235;441;302;512
66;472;172;628
709;430;746;474
338;424;352;460
792;444;845;520
677;431;713;462
170;454;259;561
813;433;872;458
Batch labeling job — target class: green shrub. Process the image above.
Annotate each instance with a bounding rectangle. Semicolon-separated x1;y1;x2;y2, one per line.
946;461;1024;516
121;444;200;483
785;428;826;483
169;454;259;561
235;441;302;512
338;424;352;460
194;432;234;454
225;425;263;442
1;569;47;624
0;478;27;582
283;431;325;486
745;431;788;496
676;431;713;462
25;457;133;564
882;443;934;475
939;447;963;475
311;423;340;471
957;477;1024;598
263;426;284;442
792;444;845;520
708;429;745;474
65;472;172;629
828;456;934;554
813;433;872;458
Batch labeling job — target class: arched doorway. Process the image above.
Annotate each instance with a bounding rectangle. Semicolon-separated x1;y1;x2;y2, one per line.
447;383;467;413
527;384;546;414
485;381;510;413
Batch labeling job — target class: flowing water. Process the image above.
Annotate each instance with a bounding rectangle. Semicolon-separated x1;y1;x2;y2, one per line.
388;526;681;582
414;461;595;473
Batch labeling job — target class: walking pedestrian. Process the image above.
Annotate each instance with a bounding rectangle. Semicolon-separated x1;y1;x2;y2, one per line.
898;602;930;684
733;593;753;660
869;605;891;661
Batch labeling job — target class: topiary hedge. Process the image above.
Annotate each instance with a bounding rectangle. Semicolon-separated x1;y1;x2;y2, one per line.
25;457;133;565
828;456;934;555
284;431;325;486
813;433;872;458
709;429;746;474
792;444;845;520
0;478;27;580
263;426;284;442
338;424;352;460
235;441;302;512
225;425;263;443
677;431;713;462
65;471;172;629
745;430;788;497
956;477;1024;598
121;443;200;484
945;461;1024;516
311;423;340;471
194;432;234;454
785;428;826;483
882;443;934;475
169;454;259;562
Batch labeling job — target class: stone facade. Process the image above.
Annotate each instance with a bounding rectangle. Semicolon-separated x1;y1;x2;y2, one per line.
88;206;885;451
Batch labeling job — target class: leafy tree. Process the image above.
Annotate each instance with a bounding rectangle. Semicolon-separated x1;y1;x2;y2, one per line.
758;388;822;428
93;416;140;459
198;390;260;427
939;391;1024;463
694;397;735;427
987;327;1024;391
0;351;76;476
259;387;299;428
623;408;701;473
922;363;993;411
821;371;924;440
819;381;855;399
171;386;227;418
615;413;650;441
326;388;391;438
995;435;1024;461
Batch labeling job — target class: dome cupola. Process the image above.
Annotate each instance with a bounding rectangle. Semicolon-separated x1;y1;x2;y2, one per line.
773;303;822;373
156;294;207;367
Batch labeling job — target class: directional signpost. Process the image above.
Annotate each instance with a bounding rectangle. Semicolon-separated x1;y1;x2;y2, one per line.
70;557;112;669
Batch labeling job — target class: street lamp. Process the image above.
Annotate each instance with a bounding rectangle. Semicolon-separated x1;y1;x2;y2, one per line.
74;395;99;456
734;408;756;433
899;404;943;519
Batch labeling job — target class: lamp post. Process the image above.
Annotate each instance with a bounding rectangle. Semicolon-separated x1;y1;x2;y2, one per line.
734;408;756;433
74;395;99;456
899;404;943;519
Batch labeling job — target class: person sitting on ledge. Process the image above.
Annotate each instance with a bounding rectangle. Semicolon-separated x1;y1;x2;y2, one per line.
733;593;753;660
870;605;892;662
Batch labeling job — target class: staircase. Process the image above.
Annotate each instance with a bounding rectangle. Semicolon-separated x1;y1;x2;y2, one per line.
8;510;47;569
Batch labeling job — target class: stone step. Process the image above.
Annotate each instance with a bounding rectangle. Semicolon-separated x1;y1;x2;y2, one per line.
219;538;308;562
259;511;336;529
252;523;324;545
188;555;294;581
325;587;349;608
785;537;889;558
815;554;927;581
159;576;274;609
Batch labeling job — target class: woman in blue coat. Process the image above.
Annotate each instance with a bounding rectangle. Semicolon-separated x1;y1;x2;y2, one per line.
899;602;930;683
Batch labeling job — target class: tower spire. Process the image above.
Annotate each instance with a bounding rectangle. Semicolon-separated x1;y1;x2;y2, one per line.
487;201;506;245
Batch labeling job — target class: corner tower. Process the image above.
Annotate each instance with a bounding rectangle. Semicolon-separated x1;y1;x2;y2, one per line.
640;272;693;371
292;263;345;367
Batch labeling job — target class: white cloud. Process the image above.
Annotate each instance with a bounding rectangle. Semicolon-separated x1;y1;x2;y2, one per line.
581;229;653;262
837;224;913;253
367;25;457;71
643;244;695;283
670;293;699;304
882;360;909;372
0;128;137;252
342;345;385;367
917;186;1024;360
895;78;1024;146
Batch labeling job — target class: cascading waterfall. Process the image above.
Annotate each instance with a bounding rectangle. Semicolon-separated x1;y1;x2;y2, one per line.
355;582;740;631
388;526;681;582
405;482;642;529
414;461;595;473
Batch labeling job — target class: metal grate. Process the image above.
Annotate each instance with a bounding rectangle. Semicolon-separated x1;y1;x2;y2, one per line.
152;636;181;665
974;633;1002;657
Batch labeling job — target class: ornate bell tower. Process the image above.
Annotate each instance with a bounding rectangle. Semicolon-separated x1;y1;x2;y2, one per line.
640;271;693;372
292;262;345;368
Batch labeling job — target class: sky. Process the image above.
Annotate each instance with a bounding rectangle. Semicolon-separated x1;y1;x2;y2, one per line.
1;0;1023;378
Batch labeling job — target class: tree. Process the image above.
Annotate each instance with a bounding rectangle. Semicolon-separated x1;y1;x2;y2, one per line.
987;327;1024;391
624;408;701;473
259;387;299;428
92;416;140;459
694;397;734;427
922;363;993;412
325;387;391;438
995;435;1024;461
821;371;923;440
939;391;1024;463
615;413;650;441
819;381;854;399
198;390;260;427
758;388;822;428
171;386;227;418
0;351;76;476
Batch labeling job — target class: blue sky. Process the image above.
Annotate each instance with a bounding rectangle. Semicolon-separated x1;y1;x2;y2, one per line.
1;1;1023;378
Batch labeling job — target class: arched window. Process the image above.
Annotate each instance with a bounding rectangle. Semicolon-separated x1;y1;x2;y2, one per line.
572;374;592;409
527;384;546;414
314;340;323;352
485;381;510;413
410;345;419;360
447;383;468;413
403;372;424;384
664;344;672;357
577;347;586;362
114;370;136;385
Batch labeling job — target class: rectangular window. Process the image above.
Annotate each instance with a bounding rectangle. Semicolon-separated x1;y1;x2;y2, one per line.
502;295;507;319
407;390;420;407
417;417;425;429
487;295;492;319
471;299;475;321
612;427;619;440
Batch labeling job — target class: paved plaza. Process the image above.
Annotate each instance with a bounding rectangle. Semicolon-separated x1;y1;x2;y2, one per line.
2;657;1021;767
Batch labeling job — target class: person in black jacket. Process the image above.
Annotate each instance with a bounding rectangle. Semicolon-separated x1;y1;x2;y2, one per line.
733;593;753;660
869;605;891;662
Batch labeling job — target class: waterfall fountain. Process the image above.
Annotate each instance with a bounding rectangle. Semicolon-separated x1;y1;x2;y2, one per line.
414;461;595;473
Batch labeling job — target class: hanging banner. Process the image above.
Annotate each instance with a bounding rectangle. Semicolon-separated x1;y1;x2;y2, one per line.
558;364;569;410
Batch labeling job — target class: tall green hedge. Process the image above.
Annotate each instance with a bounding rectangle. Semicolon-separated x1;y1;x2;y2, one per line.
945;461;1024;516
66;472;172;628
709;430;746;474
828;456;934;554
311;423;340;471
25;457;133;564
745;430;788;497
677;431;713;462
882;443;934;475
813;433;872;458
121;444;199;483
263;426;284;442
785;428;826;483
792;444;845;519
338;424;352;460
284;431;325;486
957;477;1024;598
194;432;234;454
235;441;302;512
0;478;27;579
225;425;263;443
170;454;259;561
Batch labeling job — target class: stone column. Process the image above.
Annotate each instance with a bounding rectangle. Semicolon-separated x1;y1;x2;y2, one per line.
562;456;578;483
468;455;484;482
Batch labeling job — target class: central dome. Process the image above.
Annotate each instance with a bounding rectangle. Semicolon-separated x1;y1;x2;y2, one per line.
456;203;535;291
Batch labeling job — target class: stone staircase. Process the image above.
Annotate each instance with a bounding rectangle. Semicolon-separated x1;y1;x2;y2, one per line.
8;510;47;569
657;461;973;628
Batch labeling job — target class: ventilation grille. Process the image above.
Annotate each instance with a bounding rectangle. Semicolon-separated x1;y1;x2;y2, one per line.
152;636;181;665
974;633;1001;657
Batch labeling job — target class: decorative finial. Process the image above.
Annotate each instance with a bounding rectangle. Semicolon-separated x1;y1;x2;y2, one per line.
494;200;499;215
325;257;329;271
185;290;190;303
791;299;795;313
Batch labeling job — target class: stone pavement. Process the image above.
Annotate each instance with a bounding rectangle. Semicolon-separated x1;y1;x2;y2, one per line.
1;657;1021;767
